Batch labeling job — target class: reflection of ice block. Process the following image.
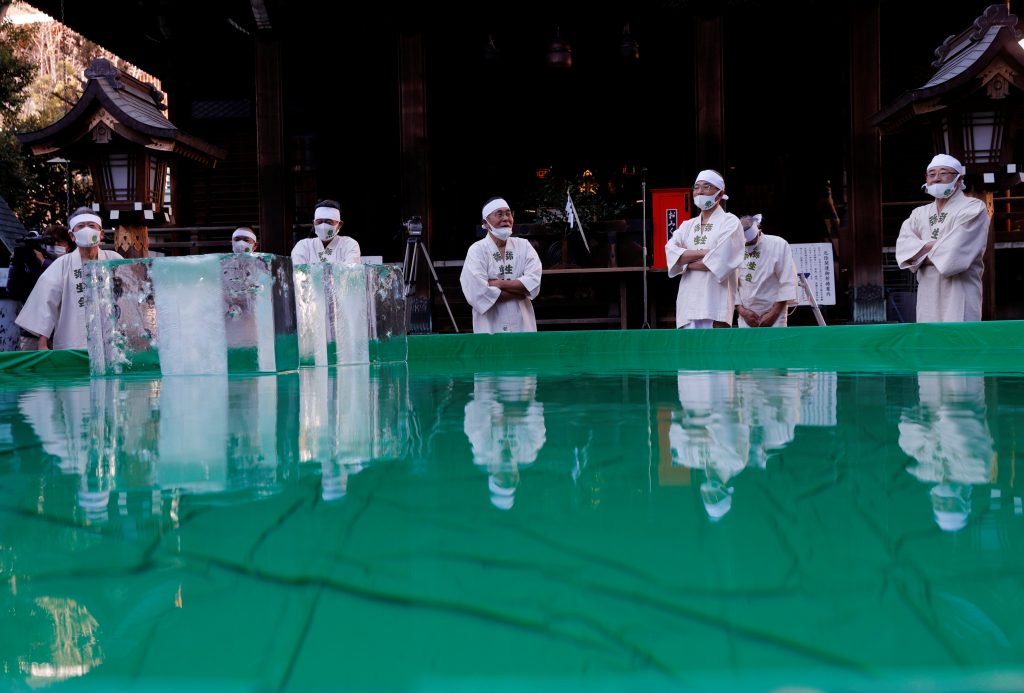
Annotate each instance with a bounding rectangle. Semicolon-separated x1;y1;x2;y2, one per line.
225;376;281;493
370;362;411;459
293;263;369;367
157;375;229;492
367;263;408;363
79;375;284;499
336;364;372;463
83;254;298;376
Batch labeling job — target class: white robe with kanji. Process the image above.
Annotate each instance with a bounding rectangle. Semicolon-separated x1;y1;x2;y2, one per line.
665;205;744;327
735;233;799;327
15;249;123;350
895;191;989;323
291;235;361;266
460;235;542;333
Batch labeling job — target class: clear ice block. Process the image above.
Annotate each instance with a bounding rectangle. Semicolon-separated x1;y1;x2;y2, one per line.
83;254;298;376
293;262;370;367
366;263;408;363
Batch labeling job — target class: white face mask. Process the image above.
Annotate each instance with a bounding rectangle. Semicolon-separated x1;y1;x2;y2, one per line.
51;245;66;256
923;175;959;199
232;240;254;254
487;222;512;241
314;222;338;241
73;226;101;248
694;193;719;211
744;224;760;242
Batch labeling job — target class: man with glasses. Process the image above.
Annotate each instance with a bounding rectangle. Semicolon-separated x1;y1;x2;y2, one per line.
460;197;543;333
665;170;745;328
895;154;989;322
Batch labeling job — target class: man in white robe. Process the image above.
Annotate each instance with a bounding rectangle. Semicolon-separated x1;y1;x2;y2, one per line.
15;209;123;350
734;214;799;327
895;154;989;322
460;197;543;333
665;169;744;328
291;199;361;265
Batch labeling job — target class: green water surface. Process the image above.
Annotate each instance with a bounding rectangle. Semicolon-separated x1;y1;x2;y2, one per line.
2;351;1024;691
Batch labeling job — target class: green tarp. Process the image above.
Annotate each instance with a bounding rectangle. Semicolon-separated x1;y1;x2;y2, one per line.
1;321;1022;379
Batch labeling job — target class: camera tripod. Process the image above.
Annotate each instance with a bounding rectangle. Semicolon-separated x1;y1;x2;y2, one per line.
402;234;459;333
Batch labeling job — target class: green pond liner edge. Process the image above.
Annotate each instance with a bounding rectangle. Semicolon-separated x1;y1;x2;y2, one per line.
1;321;1023;380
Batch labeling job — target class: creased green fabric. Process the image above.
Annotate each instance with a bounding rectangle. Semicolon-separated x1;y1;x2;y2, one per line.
2;321;1022;379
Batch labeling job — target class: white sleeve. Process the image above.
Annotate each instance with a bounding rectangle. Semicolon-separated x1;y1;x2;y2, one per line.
460;244;500;314
14;259;64;338
518;242;543;299
341;238;361;264
665;224;690;278
776;242;799;303
895;212;928;271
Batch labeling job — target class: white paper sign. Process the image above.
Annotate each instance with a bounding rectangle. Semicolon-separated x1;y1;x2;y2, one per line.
790;243;836;306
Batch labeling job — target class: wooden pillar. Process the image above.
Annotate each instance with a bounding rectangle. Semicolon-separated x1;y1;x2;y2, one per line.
694;13;725;170
846;0;885;323
255;33;288;256
114;223;148;258
983;191;996;320
398;31;433;330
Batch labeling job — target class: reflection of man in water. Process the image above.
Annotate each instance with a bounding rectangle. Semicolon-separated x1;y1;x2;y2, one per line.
669;371;749;521
464;374;546;510
899;373;995;532
736;370;801;469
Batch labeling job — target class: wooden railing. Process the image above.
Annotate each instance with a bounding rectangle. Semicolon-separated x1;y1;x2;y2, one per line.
142;225;252;255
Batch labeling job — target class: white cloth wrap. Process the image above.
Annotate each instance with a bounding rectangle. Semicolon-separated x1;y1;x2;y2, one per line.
314;207;341;222
694;170;726;193
927;154;964;174
68;213;103;231
481;198;510;219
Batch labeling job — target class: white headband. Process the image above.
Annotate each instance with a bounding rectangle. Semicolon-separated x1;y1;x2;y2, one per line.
694;169;725;192
68;213;103;231
314;207;341;222
232;228;257;242
696;169;729;199
927;154;964;175
482;198;510;219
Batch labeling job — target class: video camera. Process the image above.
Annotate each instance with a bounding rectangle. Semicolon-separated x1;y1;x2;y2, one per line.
403;216;424;237
17;232;54;250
